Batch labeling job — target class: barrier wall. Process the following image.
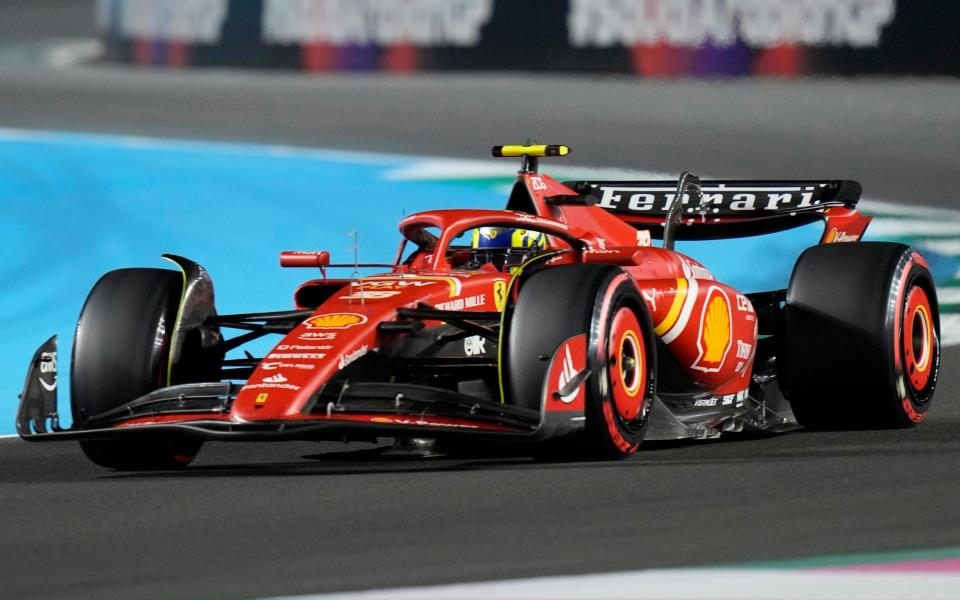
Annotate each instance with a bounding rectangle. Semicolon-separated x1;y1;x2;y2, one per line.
96;0;960;76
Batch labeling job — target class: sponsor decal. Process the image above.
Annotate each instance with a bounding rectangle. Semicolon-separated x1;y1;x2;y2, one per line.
641;288;659;312
694;397;717;407
493;280;507;312
736;340;753;360
463;335;487;356
267;353;326;359
545;334;587;410
692;286;733;373
736;294;756;321
364;275;461;297
245;382;302;391
305;313;367;329
435;294;486;311
368;416;479;429
261;0;494;47
568;0;895;49
515;212;569;230
255;393;269;408
736;388;749;406
353;280;434;290
111;0;229;44
595;184;836;216
530;176;548;191
261;362;315;371
245;373;302;391
556;343;580;404
276;344;332;351
825;227;859;243
735;360;746;374
722;394;735;406
636;229;652;247
298;332;337;340
681;258;714;281
338;345;369;369
339;290;401;300
38;351;57;392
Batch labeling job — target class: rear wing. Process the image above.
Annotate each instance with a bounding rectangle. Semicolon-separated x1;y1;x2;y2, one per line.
564;179;864;240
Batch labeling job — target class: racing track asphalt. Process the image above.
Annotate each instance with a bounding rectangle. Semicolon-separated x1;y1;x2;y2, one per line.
1;9;960;598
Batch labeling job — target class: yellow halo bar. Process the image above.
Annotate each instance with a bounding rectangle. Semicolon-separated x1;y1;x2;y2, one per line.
492;145;570;158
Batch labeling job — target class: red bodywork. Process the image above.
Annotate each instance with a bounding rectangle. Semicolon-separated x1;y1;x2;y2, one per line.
107;169;869;438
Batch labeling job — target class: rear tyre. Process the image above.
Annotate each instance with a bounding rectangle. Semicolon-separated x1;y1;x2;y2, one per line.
782;243;940;429
505;265;655;459
72;268;202;469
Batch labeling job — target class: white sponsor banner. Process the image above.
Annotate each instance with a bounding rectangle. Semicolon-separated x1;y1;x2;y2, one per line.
262;0;494;46
100;0;229;43
568;0;896;49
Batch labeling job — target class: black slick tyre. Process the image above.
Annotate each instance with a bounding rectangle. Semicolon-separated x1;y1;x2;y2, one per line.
782;242;940;429
72;268;202;469
504;264;656;459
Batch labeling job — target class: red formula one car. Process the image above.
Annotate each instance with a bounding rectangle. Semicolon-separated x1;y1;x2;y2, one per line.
18;145;941;469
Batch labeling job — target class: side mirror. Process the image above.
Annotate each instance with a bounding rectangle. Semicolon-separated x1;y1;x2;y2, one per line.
280;251;330;268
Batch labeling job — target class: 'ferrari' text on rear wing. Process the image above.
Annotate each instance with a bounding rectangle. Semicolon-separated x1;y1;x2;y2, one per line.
564;179;863;240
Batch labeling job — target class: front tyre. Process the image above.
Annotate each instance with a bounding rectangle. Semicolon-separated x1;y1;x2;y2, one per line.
72;268;202;469
505;265;655;460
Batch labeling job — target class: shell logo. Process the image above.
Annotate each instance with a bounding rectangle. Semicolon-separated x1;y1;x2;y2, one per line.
692;286;732;373
305;313;368;330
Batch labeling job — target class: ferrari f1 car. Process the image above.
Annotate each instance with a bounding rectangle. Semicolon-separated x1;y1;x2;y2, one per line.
17;145;941;469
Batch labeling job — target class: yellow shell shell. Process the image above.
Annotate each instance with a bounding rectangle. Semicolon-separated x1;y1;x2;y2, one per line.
701;296;730;363
306;313;365;329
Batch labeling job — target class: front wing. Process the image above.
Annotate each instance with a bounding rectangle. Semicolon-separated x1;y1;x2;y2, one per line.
16;336;557;443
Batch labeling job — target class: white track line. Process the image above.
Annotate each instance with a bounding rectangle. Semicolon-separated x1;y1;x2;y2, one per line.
274;569;960;600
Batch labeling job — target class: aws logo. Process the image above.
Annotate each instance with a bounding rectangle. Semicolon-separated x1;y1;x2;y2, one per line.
692;286;732;373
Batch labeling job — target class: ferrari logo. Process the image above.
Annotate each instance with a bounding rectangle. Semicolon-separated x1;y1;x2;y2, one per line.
493;280;507;312
255;393;269;408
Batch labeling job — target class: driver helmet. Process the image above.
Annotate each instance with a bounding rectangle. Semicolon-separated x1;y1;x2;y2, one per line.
470;227;546;270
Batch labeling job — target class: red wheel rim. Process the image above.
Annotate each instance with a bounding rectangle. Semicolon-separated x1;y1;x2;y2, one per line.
903;285;935;392
609;306;645;421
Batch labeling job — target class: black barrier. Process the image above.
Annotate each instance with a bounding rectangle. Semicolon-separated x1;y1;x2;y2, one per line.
97;0;960;76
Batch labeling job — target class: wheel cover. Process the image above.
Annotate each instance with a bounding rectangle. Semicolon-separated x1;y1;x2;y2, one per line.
903;285;936;393
609;306;645;421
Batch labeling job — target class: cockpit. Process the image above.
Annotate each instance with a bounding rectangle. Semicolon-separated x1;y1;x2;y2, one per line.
395;211;578;274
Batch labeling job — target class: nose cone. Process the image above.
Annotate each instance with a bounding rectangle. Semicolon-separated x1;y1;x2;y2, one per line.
231;271;509;421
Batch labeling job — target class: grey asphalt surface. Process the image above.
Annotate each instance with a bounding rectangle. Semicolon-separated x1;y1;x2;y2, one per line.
2;3;960;598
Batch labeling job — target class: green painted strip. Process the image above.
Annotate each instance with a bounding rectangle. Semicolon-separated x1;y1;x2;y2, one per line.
733;546;960;570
